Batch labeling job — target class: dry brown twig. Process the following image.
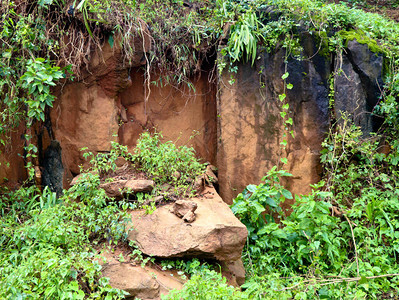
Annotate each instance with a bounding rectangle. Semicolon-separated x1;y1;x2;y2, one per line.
278;273;399;291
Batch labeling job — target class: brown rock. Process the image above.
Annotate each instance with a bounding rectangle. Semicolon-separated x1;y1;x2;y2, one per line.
100;180;127;198
70;174;83;186
192;175;205;194
115;157;129;168
170;200;198;218
128;187;248;261
0;124;28;187
217;37;330;204
221;259;246;286
98;249;184;299
205;165;218;184
148;267;185;297
119;69;217;166
120;107;128;123
125;179;154;193
102;264;160;299
118;121;144;150
99;179;154;198
182;210;196;223
51;82;119;176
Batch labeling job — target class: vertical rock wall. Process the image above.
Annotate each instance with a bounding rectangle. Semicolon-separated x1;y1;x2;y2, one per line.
334;39;384;134
217;33;331;205
50;30;217;186
1;30;384;204
0;127;27;187
118;69;217;165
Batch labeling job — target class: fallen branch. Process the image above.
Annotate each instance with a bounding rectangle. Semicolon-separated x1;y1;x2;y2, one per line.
343;213;360;277
278;274;399;291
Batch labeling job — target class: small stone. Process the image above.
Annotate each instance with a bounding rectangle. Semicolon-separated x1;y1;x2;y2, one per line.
100;180;127;198
125;179;154;193
170;200;198;219
182;210;196;223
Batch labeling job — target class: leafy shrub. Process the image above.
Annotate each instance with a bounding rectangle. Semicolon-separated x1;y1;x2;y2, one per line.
132;131;205;186
162;269;245;300
231;167;293;242
82;141;133;175
0;172;130;298
227;119;399;298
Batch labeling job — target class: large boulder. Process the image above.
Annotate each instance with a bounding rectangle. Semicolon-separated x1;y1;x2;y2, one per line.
102;264;160;299
99;249;184;299
128;187;248;261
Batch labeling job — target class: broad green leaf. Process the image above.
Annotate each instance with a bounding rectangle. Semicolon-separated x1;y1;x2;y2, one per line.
281;189;293;199
252;201;265;216
108;35;114;49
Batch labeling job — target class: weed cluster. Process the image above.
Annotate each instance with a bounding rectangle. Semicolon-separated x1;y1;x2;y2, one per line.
132;132;205;193
0;170;130;298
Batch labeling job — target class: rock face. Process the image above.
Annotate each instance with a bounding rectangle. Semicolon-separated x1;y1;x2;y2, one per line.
118;69;217;164
2;26;384;212
217;32;330;204
334;39;384;135
50;29;152;185
51;70;217;187
0;125;27;187
128;187;248;261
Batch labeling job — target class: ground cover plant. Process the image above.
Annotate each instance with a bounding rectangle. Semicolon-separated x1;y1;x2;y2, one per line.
0;172;130;298
0;132;207;298
82;132;206;201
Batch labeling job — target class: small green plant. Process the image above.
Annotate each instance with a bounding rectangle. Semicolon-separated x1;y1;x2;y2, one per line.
82;141;133;175
132;131;205;197
162;269;245;300
231;167;293;242
20;58;65;124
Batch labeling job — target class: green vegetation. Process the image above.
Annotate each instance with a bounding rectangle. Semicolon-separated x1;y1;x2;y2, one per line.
0;172;129;298
0;132;206;298
132;132;205;189
82;132;206;199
